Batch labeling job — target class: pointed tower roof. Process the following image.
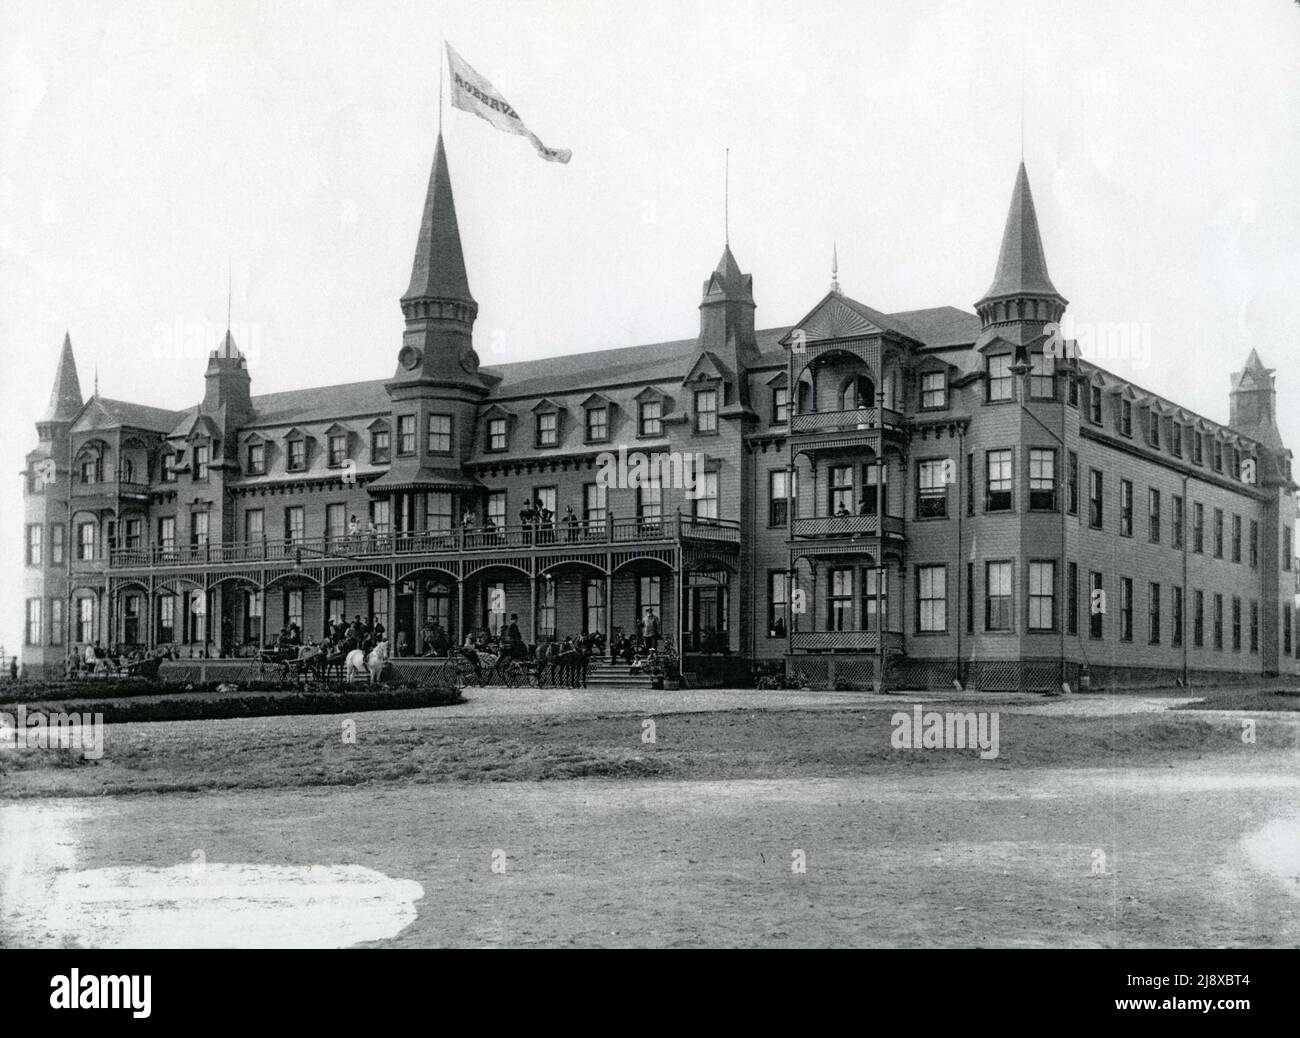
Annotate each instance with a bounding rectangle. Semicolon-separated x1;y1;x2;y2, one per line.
43;332;83;423
402;133;475;305
980;162;1061;302
702;245;753;302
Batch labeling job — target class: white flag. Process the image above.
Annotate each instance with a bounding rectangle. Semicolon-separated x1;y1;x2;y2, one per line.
445;43;571;164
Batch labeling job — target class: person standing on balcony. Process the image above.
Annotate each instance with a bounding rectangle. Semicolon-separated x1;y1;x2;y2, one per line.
519;499;535;545
563;505;579;542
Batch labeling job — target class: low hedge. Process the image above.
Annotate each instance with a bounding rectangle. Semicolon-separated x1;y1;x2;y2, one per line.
7;684;465;724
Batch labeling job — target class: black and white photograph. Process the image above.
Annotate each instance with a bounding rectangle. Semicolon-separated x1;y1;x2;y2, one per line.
0;0;1297;1012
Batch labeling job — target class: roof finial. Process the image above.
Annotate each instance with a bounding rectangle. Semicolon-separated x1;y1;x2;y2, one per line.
93;363;99;398
724;147;730;246
831;242;840;295
226;257;232;334
439;35;445;136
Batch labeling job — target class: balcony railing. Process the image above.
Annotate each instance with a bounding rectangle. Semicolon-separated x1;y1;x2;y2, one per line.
72;479;153;499
108;514;742;569
790;514;905;539
790;629;903;652
789;407;904;436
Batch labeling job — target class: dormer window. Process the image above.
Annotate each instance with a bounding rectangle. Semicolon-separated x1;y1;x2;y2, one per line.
537;411;558;447
1191;431;1204;465
162;452;178;483
1089;385;1102;424
920;371;947;410
247;442;266;475
1212;439;1224;472
694;388;718;434
1119;399;1133;437
585;405;609;443
192;444;210;481
639;400;663;437
772;385;790;423
371;428;390;464
427;414;452;454
287;438;306;472
488;418;508;452
327;433;347;467
1171;423;1182;457
1147;409;1161;448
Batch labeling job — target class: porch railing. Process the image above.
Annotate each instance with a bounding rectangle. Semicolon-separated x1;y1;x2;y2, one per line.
790;514;905;539
108;513;742;569
789;407;903;436
790;629;903;652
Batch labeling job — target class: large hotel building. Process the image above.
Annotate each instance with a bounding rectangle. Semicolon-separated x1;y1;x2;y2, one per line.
20;135;1300;688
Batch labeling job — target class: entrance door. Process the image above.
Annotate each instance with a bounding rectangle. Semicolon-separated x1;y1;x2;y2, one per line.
686;585;728;652
395;588;414;653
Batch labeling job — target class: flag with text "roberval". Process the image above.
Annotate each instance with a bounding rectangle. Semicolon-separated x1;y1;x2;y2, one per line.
445;43;571;164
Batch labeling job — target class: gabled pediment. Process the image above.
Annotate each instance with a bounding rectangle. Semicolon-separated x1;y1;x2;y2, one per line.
783;293;885;346
243;431;268;445
634;385;669;404
324;422;351;437
765;371;789;388
580;392;615;410
284;426;311;441
182;413;221;442
683;351;731;386
481;404;514;422
531;397;564;414
366;417;390;431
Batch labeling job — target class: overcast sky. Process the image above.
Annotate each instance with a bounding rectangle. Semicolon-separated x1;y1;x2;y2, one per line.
2;0;1299;653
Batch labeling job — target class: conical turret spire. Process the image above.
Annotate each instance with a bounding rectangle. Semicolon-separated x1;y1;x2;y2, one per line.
980;162;1060;303
42;332;83;424
403;133;475;306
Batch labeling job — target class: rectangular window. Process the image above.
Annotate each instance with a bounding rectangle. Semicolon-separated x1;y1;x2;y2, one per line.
1067;561;1078;636
862;462;886;517
966;453;975;517
767;571;789;637
584;483;607;527
1171;422;1182;457
1028;449;1056;511
639;400;663;437
769;469;793;526
917;565;946;632
1029;352;1054;399
162;452;178;482
1172;586;1184;647
247;442;266;475
287;439;306;471
637;477;662;526
425;492;454;534
1120;577;1133;641
25;599;41;646
286;589;304;631
1192;502;1204;553
193;444;210;481
1232;447;1241;481
586;578;607;637
1249;519;1258;567
772;387;790;424
1193;589;1204;647
538;582;556;638
1191;432;1203;465
1149;582;1161;644
986;450;1013;512
917;460;949;519
637;576;662;618
397;415;416;455
50;598;64;646
1172;495;1184;549
535;412;558;448
1212;439;1223;472
1067;451;1078;515
190;511;209;547
829;465;854;516
157;595;175;643
427;414;453;453
487;491;507;530
77;596;95;644
1232;596;1242;651
585;406;609;442
285;506;305;544
1232;514;1242;563
921;371;946;409
1089;384;1102;424
1250;600;1259;653
1088;469;1104;528
693;471;719;520
861;567;887;632
325;503;346;544
1213;593;1223;650
694;389;718;433
245;509;264;542
77;521;95;561
123;518;141;551
1147;409;1161;448
487;418;508;452
1213;508;1224;559
50;523;65;564
1119;479;1133;537
1027;561;1055;631
828;568;853;632
328;433;347;467
158;516;176;550
25;525;42;566
1119;398;1133;437
371;428;390;464
987;354;1013;402
1284;526;1293;571
985;561;1013;631
966;561;975;635
1148;488;1161;543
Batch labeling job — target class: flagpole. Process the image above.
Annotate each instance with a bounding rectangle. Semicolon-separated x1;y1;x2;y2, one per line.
439;36;445;135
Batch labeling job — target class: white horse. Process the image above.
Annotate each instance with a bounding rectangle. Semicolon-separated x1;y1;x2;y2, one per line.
366;640;389;685
344;648;367;683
